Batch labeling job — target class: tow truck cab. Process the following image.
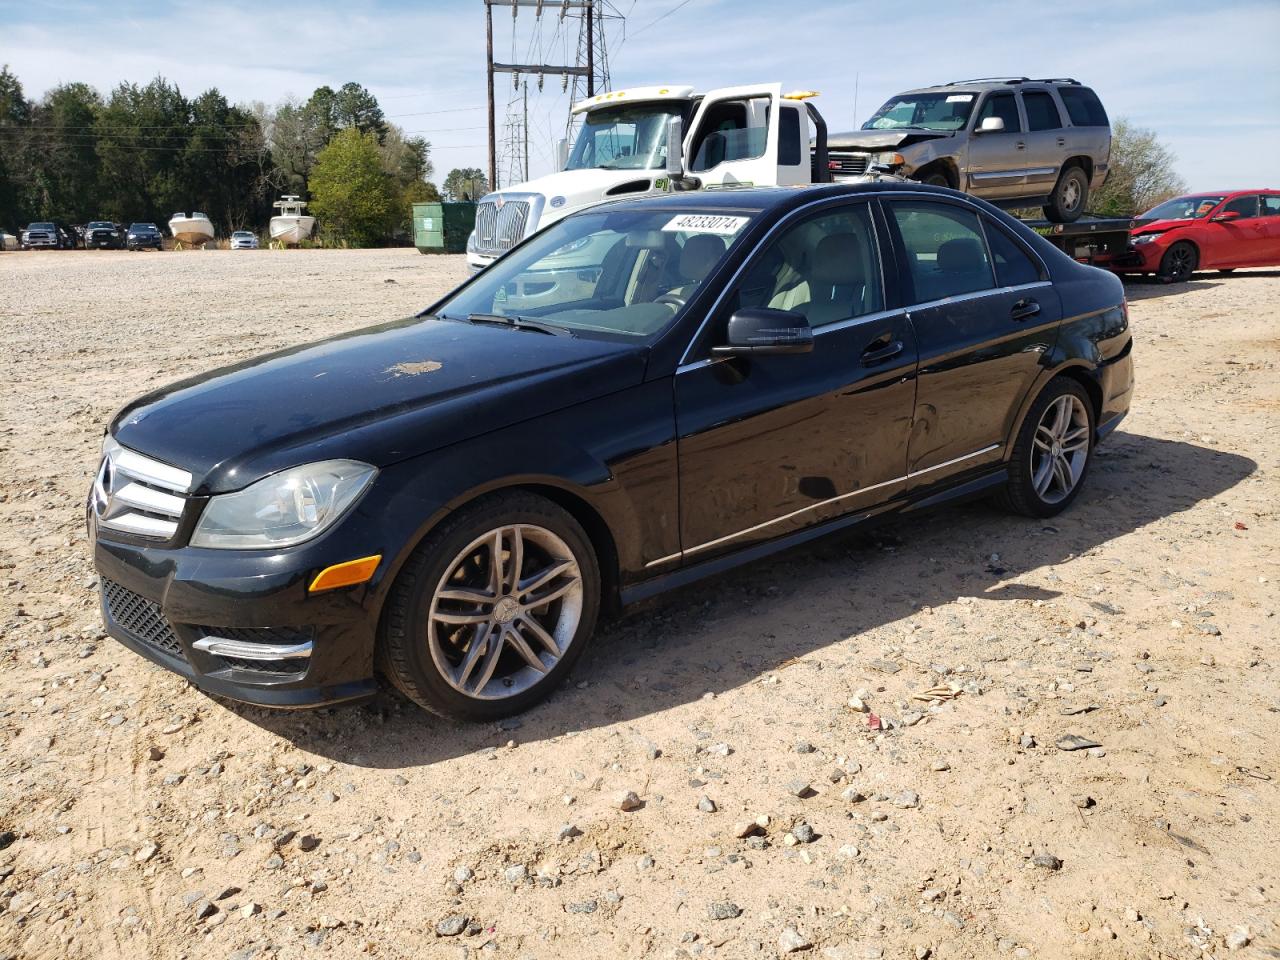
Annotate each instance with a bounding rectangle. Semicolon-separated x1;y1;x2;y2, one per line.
465;82;832;272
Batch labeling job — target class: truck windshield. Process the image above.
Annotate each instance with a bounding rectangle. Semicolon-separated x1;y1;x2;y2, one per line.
435;207;754;338
863;93;975;132
1140;196;1226;220
566;103;686;171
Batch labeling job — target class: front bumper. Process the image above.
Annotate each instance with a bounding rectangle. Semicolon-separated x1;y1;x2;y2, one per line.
92;515;380;708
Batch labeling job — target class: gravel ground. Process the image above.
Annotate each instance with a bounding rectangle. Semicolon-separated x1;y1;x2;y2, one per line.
0;249;1277;960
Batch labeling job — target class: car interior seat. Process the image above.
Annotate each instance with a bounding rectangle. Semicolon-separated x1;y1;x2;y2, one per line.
934;237;991;296
794;232;867;325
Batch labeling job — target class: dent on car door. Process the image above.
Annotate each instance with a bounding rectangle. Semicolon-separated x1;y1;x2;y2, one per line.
884;200;1060;488
670;201;918;565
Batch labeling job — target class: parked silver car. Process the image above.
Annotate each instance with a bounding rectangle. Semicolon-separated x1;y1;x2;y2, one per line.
230;230;259;250
828;78;1111;222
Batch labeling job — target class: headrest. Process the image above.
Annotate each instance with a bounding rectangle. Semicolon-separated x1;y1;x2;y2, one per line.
680;233;726;281
937;238;985;272
811;233;864;285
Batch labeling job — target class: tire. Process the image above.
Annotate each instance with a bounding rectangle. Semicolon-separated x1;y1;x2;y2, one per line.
919;170;951;188
380;491;601;721
997;377;1095;518
1043;165;1089;223
1157;241;1197;283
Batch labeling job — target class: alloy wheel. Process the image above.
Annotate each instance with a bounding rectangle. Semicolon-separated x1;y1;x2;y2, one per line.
1030;394;1090;505
1165;244;1195;282
427;524;583;700
1061;177;1082;212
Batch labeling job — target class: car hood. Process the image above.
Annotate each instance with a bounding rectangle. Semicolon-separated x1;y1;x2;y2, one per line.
110;316;649;494
826;129;952;150
1130;218;1195;236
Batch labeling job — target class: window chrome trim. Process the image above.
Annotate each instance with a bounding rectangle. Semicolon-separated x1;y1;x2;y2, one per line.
644;442;1001;567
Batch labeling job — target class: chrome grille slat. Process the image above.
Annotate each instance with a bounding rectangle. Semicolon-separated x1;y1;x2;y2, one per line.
473;198;531;256
829;153;870;176
92;442;192;540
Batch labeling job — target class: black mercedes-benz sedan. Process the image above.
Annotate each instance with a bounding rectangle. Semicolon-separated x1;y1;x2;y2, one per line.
89;183;1133;720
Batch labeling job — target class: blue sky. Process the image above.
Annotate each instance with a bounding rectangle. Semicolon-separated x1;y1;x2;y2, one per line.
2;0;1277;192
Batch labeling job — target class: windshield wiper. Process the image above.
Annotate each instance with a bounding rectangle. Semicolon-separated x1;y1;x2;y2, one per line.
465;313;573;337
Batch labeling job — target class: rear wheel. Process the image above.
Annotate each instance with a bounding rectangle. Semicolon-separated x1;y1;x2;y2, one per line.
380;492;601;721
997;378;1095;518
1043;165;1089;222
1158;241;1197;283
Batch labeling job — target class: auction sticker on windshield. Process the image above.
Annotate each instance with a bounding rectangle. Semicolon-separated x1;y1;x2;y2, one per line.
663;214;750;235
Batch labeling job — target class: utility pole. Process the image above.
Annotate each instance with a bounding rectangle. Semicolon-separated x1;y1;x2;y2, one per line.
486;0;496;191
586;1;594;97
522;83;530;182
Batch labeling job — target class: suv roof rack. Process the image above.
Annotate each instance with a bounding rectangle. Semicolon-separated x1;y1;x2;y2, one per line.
947;77;1030;86
1034;77;1081;85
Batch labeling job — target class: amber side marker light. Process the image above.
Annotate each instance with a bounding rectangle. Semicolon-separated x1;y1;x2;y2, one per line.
309;555;382;593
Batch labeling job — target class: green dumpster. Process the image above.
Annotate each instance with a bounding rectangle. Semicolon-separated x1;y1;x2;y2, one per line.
413;202;477;254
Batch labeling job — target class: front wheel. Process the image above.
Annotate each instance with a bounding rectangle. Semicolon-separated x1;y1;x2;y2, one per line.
380;492;601;721
1043;166;1089;223
1158;241;1197;283
997;378;1095;518
918;170;951;188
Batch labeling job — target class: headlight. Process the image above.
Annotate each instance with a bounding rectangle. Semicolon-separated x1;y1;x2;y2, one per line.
466;230;478;254
1131;233;1161;246
190;460;376;549
875;152;906;168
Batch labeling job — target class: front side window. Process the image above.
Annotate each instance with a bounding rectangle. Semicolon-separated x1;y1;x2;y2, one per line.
889;201;995;302
690;96;770;172
975;93;1022;132
984;220;1042;287
1021;91;1063;132
1221;195;1259;219
566;103;684;171
732;203;884;328
863;92;976;132
436;208;755;338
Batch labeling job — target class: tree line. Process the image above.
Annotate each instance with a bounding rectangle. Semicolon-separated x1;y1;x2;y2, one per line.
0;66;491;245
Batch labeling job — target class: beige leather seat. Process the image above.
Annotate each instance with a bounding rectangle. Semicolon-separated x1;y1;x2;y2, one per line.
665;234;727;301
793;232;867;325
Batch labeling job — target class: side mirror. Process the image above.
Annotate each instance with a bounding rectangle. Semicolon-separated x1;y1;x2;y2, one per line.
977;116;1005;133
665;116;684;177
1212;210;1241;222
556;138;570;172
712;308;814;356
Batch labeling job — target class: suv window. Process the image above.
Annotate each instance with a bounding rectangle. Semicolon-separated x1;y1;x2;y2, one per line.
1022;91;1063;132
889;201;995;302
735;203;883;327
984;220;1042;287
1262;196;1280;217
975;93;1021;133
1221;195;1259;219
1058;86;1108;126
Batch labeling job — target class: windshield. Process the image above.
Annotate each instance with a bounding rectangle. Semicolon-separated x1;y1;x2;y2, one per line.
863;92;975;132
566;103;686;171
130;224;157;231
435;208;755;338
30;222;55;230
1140;195;1226;221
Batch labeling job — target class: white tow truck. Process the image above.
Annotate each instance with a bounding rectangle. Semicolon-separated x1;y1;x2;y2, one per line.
465;82;849;272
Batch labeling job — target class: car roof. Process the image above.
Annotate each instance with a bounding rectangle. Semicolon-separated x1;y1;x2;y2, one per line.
590;181;963;217
893;79;1082;96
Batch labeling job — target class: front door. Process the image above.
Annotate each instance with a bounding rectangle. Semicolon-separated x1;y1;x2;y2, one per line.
673;200;918;562
882;198;1061;486
1206;194;1266;267
684;84;783;190
966;91;1027;199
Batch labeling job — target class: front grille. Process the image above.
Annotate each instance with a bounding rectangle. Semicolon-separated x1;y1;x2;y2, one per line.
92;443;192;540
102;579;186;661
473;198;531;256
829;153;871;177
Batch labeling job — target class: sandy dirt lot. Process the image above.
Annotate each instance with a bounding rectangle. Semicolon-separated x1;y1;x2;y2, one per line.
0;249;1276;960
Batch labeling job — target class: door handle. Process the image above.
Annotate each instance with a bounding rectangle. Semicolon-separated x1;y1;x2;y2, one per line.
1056;137;1066;147
861;338;904;366
1011;298;1040;322
1015;141;1026;150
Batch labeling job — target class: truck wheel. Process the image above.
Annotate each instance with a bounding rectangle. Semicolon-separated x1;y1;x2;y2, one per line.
997;378;1095;518
1043;166;1089;223
918;170;951;188
380;492;601;721
1157;241;1197;283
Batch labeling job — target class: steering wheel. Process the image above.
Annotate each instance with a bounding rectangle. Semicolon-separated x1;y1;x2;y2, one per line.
655;292;687;309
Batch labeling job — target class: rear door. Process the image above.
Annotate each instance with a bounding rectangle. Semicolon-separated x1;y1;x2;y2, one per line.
966;91;1027;199
1018;88;1068;197
1260;194;1280;262
882;198;1060;487
684;83;784;189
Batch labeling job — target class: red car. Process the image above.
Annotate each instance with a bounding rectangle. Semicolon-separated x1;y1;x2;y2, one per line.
1109;189;1280;282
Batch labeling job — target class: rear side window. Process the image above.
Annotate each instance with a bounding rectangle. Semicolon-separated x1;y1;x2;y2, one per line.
778;106;802;166
1058;87;1109;127
889;201;995;302
1262;196;1280;217
984;220;1042;287
975;93;1021;133
1022;91;1063;132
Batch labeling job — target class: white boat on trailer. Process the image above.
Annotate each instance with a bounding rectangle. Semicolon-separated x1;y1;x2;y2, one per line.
269;196;316;246
168;211;215;248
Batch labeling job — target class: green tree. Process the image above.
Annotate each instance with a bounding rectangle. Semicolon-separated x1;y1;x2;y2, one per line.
28;82;103;222
333;81;387;142
95;77;192;224
308;127;395;246
1091;119;1187;217
0;65;32;229
443;167;488;200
